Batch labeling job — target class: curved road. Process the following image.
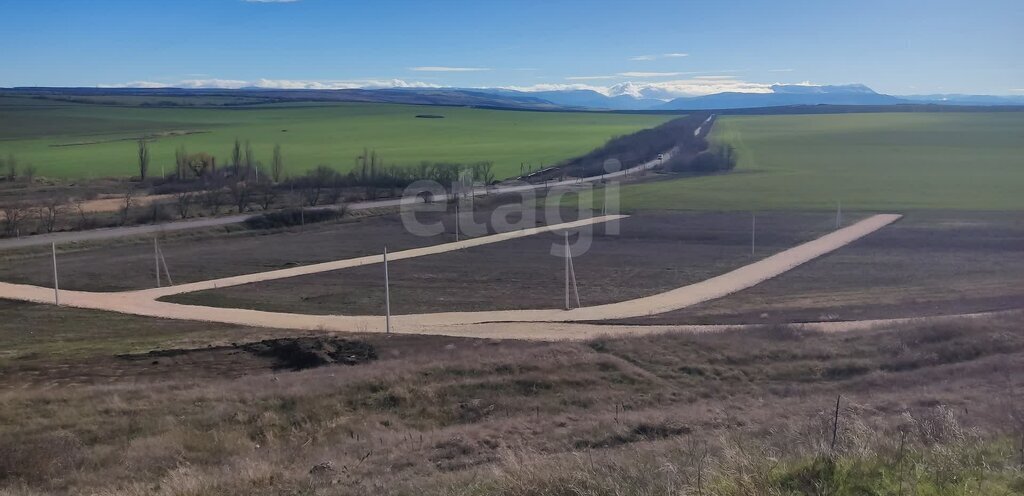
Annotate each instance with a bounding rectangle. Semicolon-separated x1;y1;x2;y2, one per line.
0;213;907;340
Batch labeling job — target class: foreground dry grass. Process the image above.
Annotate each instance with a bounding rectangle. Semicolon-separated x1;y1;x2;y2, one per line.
1;302;1023;495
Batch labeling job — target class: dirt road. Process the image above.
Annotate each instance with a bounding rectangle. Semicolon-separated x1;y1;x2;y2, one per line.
0;145;678;251
0;214;907;340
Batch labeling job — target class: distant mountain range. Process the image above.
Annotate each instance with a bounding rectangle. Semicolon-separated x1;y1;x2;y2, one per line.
486;84;1024;110
4;84;1024;111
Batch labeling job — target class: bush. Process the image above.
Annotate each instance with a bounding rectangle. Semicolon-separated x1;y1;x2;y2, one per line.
667;144;738;174
243;207;343;229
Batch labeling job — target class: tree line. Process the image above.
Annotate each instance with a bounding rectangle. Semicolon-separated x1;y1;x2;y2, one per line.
1;139;500;238
553;113;713;178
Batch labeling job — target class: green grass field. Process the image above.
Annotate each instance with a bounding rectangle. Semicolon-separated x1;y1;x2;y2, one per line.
0;96;672;179
619;112;1024;211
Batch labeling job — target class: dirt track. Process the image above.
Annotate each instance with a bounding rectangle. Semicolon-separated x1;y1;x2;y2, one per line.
0;214;914;340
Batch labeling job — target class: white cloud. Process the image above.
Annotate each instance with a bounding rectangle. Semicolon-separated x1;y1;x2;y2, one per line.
630;53;689;61
618;71;684;78
565;75;618;81
1010;88;1024;93
506;77;776;99
769;68;795;72
500;83;609;93
409;66;490;72
106;80;170;89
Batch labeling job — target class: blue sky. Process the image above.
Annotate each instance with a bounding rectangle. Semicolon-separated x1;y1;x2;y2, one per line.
1;0;1021;96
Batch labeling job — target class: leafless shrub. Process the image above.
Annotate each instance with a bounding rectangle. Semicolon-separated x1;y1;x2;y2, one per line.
228;179;251;213
255;183;277;211
21;164;37;183
71;198;93;230
3;153;17;181
35;194;66;233
175;191;194;218
118;186;136;225
1;203;27;237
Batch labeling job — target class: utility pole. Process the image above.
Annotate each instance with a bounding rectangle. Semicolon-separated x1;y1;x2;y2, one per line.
751;212;756;256
455;200;460;242
154;237;161;288
383;246;391;334
569;241;581;309
51;242;59;306
836;200;842;229
564;232;570;310
156;238;173;286
563;232;581;309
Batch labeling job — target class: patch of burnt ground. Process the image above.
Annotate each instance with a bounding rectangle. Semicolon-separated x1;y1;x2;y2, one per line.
119;337;377;371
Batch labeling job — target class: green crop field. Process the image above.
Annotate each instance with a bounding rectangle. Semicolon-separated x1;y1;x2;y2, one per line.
618;112;1024;211
0;96;673;180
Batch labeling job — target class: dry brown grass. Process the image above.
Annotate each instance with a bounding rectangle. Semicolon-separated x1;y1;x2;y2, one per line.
1;305;1022;494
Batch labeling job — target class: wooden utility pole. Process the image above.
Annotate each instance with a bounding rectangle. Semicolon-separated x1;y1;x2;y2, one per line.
569;242;581;309
564;232;581;309
836;200;842;229
156;239;173;286
751;212;756;256
51;242;59;306
384;246;391;334
564;232;570;310
154;237;161;288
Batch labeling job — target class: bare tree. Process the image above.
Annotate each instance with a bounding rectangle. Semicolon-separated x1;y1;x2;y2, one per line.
22;164;37;183
174;191;194;218
302;166;338;206
271;144;284;183
36;194;67;233
231;139;242;176
137;139;150;180
255;183;277;210
118;187;136;226
72;199;92;230
244;140;254;177
472;161;495;184
3;154;16;182
201;181;226;215
1;203;27;237
175;146;188;180
228;179;251;213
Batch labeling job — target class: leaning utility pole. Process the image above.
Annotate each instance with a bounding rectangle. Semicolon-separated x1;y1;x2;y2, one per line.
51;242;59;306
564;232;581;310
155;237;173;286
383;246;391;334
564;233;570;310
